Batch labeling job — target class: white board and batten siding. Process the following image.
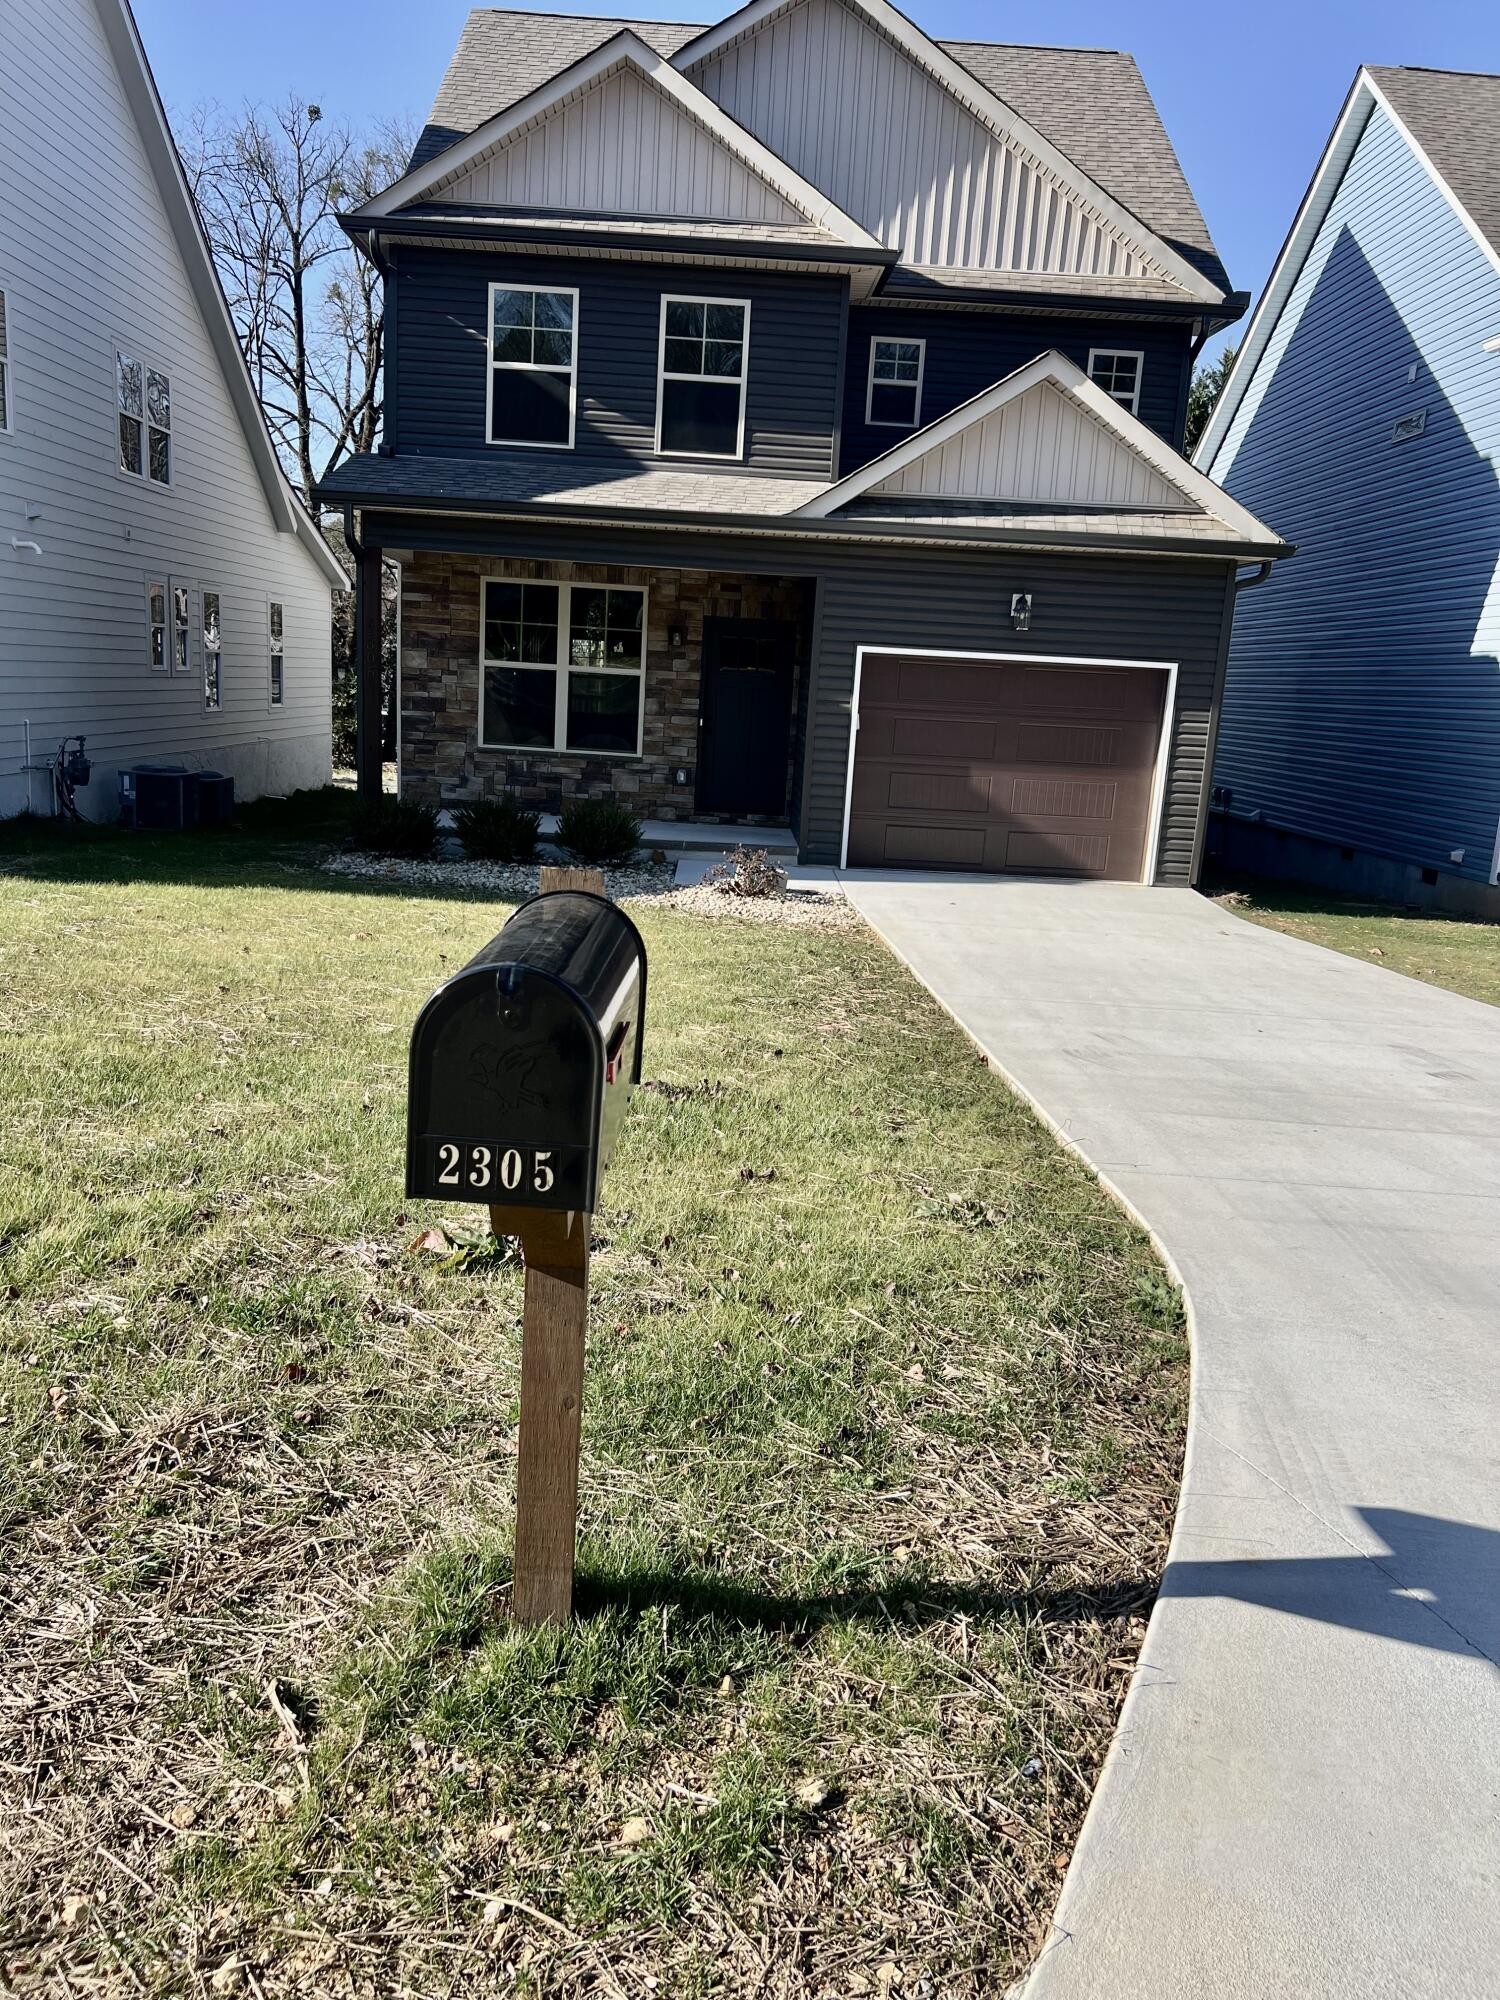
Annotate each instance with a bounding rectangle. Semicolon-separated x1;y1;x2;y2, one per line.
686;0;1170;278
866;381;1188;507
0;0;337;820
435;64;806;225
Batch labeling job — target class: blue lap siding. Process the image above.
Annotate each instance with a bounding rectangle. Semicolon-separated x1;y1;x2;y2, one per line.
1202;105;1500;883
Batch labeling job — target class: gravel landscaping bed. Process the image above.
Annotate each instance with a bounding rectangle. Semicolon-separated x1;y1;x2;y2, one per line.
321;851;859;927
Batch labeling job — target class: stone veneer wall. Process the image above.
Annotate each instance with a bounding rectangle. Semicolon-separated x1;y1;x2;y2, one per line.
399;552;813;823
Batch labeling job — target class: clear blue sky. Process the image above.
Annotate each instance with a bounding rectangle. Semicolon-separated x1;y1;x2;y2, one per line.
136;0;1500;362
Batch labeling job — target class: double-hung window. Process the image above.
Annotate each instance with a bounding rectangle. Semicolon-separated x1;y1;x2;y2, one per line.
171;584;191;674
480;578;646;757
146;578;168;672
657;296;749;458
1087;349;1144;416
488;284;577;448
866;337;925;428
269;601;285;706
202;591;223;710
118;352;171;482
0;289;12;433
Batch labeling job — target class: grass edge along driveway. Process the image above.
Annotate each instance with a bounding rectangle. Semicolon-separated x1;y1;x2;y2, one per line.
0;812;1186;1999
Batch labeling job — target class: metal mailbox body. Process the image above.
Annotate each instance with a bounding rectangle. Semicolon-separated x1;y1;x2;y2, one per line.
406;891;646;1212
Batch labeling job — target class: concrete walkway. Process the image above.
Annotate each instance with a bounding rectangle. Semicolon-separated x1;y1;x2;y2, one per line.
838;876;1500;2000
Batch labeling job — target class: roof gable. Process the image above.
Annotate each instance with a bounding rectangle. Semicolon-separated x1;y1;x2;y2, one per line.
677;0;1222;297
359;30;881;247
803;351;1281;541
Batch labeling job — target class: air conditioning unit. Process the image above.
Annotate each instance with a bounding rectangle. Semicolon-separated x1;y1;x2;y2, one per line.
195;771;235;825
119;765;199;830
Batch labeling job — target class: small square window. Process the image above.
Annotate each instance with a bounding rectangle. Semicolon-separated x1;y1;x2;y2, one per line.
1088;349;1143;415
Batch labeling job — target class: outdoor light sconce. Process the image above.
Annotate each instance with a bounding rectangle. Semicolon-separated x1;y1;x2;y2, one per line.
1010;592;1033;633
668;623;686;649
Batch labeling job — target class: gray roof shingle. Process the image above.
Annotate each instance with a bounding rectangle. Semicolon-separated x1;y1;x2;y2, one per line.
405;7;1229;292
1365;66;1500;259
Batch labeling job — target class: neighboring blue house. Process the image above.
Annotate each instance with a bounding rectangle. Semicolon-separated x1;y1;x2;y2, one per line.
1196;66;1500;913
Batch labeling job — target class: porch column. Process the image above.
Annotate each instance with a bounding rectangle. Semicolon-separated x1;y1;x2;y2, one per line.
354;531;385;802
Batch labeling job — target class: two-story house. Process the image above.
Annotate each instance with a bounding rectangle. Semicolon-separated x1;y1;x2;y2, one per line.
320;0;1288;881
0;0;344;824
1195;67;1500;917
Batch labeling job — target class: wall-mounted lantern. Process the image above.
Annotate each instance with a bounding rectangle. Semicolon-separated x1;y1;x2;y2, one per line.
1010;592;1033;633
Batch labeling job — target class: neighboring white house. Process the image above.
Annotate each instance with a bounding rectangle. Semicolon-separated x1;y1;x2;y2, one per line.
0;0;345;821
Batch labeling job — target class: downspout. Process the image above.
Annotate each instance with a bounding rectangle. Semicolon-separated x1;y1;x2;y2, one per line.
1234;560;1273;593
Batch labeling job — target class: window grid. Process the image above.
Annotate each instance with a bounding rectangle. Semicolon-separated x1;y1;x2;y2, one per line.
866;337;925;428
488;284;577;450
1087;348;1144;415
202;590;222;711
269;600;284;706
479;577;648;757
656;295;750;460
118;352;171;482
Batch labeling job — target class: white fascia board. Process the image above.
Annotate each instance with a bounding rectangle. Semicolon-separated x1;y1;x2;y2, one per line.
675;0;1224;304
799;347;1284;544
1194;72;1377;473
94;0;346;590
356;31;883;251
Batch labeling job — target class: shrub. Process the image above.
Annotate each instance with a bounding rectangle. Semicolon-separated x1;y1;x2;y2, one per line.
453;796;542;863
706;846;788;898
349;796;439;858
556;796;642;866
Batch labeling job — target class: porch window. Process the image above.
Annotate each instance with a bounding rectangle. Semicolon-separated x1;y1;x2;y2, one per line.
656;296;749;458
480;578;646;756
1087;348;1143;415
488;284;577;449
866;337;924;428
202;590;222;710
119;352;171;482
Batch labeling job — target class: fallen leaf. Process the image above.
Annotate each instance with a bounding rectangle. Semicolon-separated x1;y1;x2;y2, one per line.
717;1674;736;1699
617;1815;651;1848
60;1893;89;1926
169;1801;198;1829
409;1226;451;1255
794;1775;836;1812
876;1964;900;1997
210;1961;244;1995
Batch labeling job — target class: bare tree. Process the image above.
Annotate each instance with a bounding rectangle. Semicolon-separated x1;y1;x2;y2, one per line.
183;100;411;498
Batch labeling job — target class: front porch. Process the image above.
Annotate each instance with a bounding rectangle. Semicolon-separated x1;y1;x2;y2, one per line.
396;549;815;837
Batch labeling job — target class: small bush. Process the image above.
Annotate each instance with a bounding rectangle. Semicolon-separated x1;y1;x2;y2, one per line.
453;796;541;863
349;796;439;858
706;846;787;899
556;796;642;867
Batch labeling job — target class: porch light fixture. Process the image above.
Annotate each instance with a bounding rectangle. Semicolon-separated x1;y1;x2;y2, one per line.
1010;592;1033;633
668;623;686;650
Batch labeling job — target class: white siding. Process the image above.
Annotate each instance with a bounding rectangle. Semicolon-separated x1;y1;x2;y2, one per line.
436;64;805;224
687;0;1169;276
868;381;1189;506
0;0;334;819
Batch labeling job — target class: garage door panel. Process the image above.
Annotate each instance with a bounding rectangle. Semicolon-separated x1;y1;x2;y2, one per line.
847;654;1166;879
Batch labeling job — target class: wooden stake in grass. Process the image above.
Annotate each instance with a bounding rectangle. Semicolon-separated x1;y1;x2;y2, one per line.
491;1202;591;1626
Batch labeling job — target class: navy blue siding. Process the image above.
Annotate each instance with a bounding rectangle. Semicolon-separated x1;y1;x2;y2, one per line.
391;248;844;478
368;509;1234;882
1204;105;1500;883
840;307;1192;471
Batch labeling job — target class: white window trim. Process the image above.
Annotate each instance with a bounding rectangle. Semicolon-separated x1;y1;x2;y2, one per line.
654;293;751;461
478;574;649;759
146;574;169;675
839;645;1179;886
486;281;579;451
865;335;926;429
116;345;173;487
268;597;285;709
202;587;223;712
1087;347;1144;417
0;286;13;435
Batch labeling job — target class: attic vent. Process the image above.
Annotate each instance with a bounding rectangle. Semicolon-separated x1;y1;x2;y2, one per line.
1392;409;1427;443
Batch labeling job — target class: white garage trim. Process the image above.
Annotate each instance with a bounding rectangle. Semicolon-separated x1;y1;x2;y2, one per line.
839;644;1179;882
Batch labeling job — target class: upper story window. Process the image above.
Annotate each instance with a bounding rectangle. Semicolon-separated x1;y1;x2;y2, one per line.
657;296;749;459
489;284;577;449
269;601;285;706
0;290;12;433
1088;349;1143;416
480;577;646;757
118;351;171;482
867;337;925;429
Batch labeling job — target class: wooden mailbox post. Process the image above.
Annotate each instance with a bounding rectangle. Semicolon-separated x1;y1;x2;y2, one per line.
405;867;645;1624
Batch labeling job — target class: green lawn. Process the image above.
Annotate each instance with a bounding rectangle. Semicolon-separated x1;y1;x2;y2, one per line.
0;803;1185;1997
1212;874;1500;1008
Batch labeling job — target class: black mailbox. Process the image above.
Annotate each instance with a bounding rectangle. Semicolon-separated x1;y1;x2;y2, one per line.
406;891;646;1212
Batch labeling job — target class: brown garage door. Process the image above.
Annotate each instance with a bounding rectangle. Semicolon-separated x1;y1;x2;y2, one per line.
847;653;1166;878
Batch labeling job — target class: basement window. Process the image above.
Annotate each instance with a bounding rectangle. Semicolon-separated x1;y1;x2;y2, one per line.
656;296;749;458
480;577;646;757
488;285;577;449
866;337;925;428
1087;348;1143;416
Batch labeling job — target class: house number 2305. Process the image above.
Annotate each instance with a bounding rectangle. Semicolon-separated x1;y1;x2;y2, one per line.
436;1144;554;1194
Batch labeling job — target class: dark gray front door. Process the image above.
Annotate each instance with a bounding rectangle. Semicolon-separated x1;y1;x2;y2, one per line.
696;619;795;817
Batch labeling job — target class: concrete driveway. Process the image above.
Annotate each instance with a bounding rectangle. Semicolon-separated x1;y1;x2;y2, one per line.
838;875;1500;2000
